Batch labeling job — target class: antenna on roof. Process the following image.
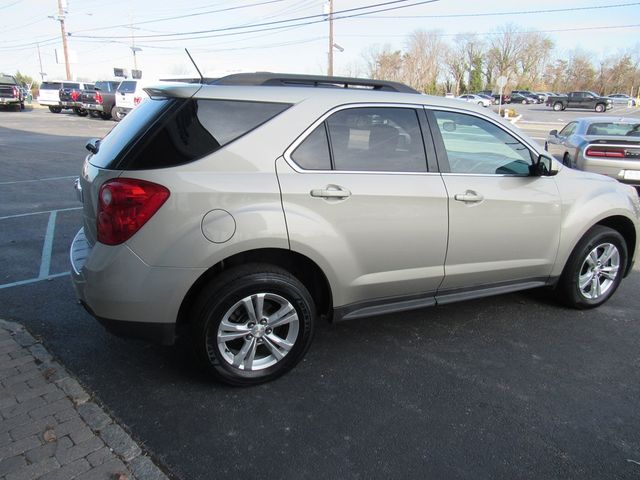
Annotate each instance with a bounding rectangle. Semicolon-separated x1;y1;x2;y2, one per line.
184;48;204;84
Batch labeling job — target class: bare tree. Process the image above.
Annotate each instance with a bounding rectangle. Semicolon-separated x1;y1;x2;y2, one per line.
364;45;404;82
487;24;523;87
515;32;554;88
443;37;467;95
403;30;444;94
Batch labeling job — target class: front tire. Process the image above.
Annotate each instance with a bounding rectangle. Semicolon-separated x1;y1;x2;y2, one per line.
191;264;315;386
557;226;627;309
595;103;605;113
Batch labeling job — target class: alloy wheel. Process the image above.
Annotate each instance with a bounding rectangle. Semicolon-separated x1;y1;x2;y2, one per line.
212;293;299;371
578;243;620;300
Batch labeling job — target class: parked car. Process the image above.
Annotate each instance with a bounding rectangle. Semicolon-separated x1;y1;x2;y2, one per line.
476;93;496;104
509;92;536;104
456;94;491;107
546;91;612;112
81;81;120;120
607;94;637;107
512;90;543;103
71;73;640;386
0;73;25;110
113;79;152;121
492;93;510;104
546;116;640;190
38;80;91;114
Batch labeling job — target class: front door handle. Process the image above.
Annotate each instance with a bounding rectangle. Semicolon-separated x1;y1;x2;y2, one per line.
454;191;484;203
310;185;351;199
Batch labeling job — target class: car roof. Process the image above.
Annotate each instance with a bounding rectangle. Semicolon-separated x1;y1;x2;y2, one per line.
578;116;640;125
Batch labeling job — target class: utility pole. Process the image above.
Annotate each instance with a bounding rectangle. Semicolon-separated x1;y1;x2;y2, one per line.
56;0;71;80
327;0;334;77
36;43;46;82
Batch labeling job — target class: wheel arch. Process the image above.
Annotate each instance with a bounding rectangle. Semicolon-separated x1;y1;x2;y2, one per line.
176;248;334;333
595;215;637;276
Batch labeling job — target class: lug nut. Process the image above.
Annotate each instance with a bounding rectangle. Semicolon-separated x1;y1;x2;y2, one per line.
246;334;253;340
260;319;268;325
266;328;272;334
248;322;255;328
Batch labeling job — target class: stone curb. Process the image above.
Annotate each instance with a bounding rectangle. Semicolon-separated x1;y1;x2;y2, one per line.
0;319;172;480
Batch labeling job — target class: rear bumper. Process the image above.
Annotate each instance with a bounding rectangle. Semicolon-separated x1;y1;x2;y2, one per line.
82;103;104;112
70;228;204;345
37;99;61;107
580;158;640;187
0;97;19;105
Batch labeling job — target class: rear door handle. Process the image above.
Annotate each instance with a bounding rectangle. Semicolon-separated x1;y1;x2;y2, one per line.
454;191;484;203
310;185;351;199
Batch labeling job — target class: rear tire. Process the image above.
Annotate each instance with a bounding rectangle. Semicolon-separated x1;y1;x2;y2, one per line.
562;153;571;168
191;264;315;386
89;110;100;118
48;106;62;113
73;107;88;117
557;226;627;309
595;103;605;113
112;106;125;122
100;111;112;120
553;102;563;111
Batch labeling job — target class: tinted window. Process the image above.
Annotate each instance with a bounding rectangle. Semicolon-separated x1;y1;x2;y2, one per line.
291;125;331;170
63;83;80;90
93;99;291;170
118;81;137;93
434;110;533;175
85;84;95;90
326;107;427;172
586;122;640;136
41;82;62;90
196;100;290;147
88;98;172;169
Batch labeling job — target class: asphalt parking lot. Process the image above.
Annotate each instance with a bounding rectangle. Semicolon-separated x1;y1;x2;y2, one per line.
1;105;640;480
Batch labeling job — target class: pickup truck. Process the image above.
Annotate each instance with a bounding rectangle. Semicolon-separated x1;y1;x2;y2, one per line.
39;81;91;114
546;91;612;112
0;74;25;110
60;82;91;116
80;80;120;120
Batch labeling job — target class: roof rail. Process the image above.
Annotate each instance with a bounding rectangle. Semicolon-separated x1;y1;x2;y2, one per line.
208;72;419;94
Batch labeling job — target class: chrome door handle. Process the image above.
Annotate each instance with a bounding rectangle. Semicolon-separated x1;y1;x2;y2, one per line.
454;191;484;203
310;185;351;199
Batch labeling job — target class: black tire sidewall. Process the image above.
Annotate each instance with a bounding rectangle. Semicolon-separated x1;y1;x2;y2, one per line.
194;270;315;386
560;226;627;309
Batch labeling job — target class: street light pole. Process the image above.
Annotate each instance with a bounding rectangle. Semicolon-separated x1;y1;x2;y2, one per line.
327;0;334;77
56;0;71;80
36;43;46;82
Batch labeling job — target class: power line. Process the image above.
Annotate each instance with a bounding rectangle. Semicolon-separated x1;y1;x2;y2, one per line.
356;1;640;19
70;0;426;39
70;0;292;34
71;0;440;42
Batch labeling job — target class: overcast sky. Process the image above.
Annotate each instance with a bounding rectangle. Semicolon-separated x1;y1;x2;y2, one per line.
1;0;639;82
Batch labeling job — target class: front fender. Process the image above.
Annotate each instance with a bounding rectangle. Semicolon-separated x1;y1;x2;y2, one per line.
551;171;640;277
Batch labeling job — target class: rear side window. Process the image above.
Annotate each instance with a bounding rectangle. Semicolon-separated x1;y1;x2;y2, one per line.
291;125;331;170
41;82;61;90
92;98;291;170
85;84;95;90
118;81;137;93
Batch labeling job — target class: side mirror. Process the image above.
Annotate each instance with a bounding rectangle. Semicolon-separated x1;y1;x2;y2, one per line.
549;129;558;136
531;154;558;177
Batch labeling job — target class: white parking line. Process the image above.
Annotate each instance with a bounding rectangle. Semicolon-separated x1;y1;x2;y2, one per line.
0;175;77;186
0;206;81;221
0;207;78;290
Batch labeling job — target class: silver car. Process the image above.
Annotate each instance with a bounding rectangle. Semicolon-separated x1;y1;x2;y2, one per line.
71;73;640;385
545;116;640;189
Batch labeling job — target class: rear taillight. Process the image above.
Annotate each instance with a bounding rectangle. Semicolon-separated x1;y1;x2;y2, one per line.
134;96;142;106
95;92;103;104
71;90;79;101
97;179;170;246
12;86;17;98
585;146;625;158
